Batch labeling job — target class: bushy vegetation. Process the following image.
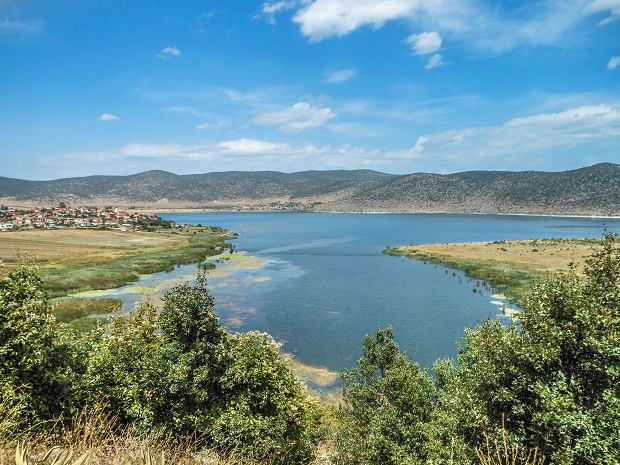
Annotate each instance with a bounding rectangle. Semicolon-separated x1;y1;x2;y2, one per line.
2;234;620;464
340;234;620;464
1;265;322;464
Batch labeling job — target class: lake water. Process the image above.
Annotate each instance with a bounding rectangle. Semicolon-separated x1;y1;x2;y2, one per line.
92;213;620;373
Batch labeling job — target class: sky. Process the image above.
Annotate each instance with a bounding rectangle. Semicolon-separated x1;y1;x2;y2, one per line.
1;0;619;180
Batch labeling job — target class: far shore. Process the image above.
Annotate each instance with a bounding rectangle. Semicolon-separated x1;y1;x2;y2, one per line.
2;199;617;218
136;207;620;220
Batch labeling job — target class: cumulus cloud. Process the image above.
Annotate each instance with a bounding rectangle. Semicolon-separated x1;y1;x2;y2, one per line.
158;46;181;59
99;113;119;121
405;31;442;55
608;56;620;70
293;0;420;41
291;0;620;54
253;102;336;132
325;69;357;84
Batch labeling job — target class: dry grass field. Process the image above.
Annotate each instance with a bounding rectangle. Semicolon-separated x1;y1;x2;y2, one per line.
0;227;232;296
400;238;599;278
0;229;191;268
388;238;602;305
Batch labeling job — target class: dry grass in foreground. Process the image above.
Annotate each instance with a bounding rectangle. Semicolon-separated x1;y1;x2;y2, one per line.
0;404;286;465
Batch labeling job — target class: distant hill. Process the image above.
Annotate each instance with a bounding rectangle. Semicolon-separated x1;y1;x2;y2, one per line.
1;164;619;216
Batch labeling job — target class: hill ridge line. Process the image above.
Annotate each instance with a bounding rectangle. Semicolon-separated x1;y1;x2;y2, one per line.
1;163;618;216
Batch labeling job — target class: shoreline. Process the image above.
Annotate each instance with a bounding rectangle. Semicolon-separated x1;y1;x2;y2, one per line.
386;237;600;307
144;208;620;220
69;248;344;402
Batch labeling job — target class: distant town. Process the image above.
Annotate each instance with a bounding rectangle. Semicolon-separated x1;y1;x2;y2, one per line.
0;204;177;232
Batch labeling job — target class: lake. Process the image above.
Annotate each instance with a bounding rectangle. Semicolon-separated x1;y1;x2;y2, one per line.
96;213;620;373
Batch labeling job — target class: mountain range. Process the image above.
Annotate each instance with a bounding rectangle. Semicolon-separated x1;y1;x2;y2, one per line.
1;163;619;216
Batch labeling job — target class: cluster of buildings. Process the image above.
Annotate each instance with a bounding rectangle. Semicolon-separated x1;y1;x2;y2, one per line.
0;205;174;232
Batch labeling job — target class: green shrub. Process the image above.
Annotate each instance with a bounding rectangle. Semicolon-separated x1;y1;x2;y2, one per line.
333;327;434;465
79;274;322;464
429;233;620;464
0;263;75;423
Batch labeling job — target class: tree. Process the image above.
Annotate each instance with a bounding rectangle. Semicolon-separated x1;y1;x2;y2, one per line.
431;233;620;464
81;274;322;463
0;264;74;423
334;327;434;465
209;331;323;464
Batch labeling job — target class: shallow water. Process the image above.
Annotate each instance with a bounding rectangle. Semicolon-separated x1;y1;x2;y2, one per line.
90;213;620;373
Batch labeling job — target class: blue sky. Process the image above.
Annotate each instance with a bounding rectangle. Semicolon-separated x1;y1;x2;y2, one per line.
1;0;619;180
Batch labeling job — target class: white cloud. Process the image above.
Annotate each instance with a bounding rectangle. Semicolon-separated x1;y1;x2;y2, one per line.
120;143;197;157
99;113;119;121
217;139;288;153
253;102;336;132
0;18;42;36
608;56;620;70
504;105;620;131
405;31;442;55
405;104;620;165
293;0;420;41
588;0;620;24
196;120;232;130
262;1;299;24
325;69;357;84
425;53;444;69
291;0;620;54
158;46;181;59
40;101;620;176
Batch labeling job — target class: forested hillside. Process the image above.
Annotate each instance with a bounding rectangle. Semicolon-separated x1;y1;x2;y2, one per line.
1;163;619;215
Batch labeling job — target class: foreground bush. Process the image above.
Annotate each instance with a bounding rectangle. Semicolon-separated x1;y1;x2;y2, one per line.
0;267;322;464
334;234;620;464
333;327;434;465
4;233;620;464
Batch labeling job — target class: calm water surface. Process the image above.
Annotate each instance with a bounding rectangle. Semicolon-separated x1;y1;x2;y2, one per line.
109;213;620;372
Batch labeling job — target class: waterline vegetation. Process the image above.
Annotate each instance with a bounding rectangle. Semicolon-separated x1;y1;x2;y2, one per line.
0;226;236;297
384;238;602;307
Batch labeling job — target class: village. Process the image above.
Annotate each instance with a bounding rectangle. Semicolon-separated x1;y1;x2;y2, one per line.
0;204;176;232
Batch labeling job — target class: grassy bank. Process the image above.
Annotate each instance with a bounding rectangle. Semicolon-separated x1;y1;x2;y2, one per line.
0;226;236;297
384;238;601;307
52;297;123;332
